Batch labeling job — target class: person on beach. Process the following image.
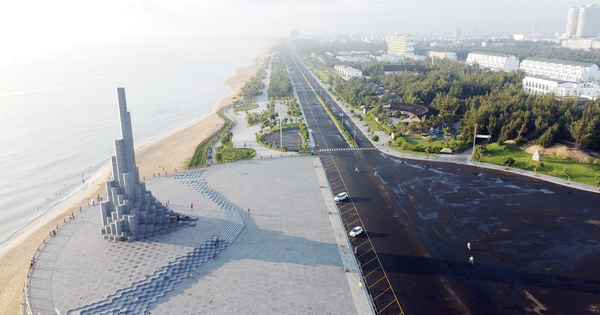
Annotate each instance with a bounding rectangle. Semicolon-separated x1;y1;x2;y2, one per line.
191;203;193;211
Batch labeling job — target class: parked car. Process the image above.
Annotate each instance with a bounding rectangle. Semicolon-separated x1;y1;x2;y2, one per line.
349;226;364;237
334;192;348;202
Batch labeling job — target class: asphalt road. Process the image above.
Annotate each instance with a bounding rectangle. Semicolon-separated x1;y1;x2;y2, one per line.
288;52;600;315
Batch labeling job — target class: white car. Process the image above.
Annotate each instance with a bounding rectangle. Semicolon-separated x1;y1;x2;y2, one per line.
349;226;364;237
334;192;348;202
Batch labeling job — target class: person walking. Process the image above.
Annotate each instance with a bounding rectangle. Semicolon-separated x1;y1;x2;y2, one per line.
469;256;474;266
190;203;193;211
467;242;471;251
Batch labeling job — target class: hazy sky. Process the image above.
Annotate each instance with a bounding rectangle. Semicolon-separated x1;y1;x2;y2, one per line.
0;0;591;55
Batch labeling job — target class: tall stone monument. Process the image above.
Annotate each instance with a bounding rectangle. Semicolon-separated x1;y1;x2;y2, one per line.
100;87;179;241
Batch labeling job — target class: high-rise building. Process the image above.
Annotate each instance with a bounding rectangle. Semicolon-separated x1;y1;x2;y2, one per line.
566;4;600;39
454;28;462;38
387;35;415;57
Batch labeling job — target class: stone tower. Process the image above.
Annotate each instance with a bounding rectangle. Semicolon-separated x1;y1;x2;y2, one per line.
100;87;179;241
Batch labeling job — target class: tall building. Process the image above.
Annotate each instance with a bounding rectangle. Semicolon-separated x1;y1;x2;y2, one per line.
454;28;462;38
566;4;600;39
100;88;182;241
387;35;415;57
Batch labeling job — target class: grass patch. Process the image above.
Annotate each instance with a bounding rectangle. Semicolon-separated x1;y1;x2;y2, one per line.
483;143;600;186
188;106;234;167
315;70;331;83
403;135;445;147
236;103;259;112
216;145;255;163
361;115;383;132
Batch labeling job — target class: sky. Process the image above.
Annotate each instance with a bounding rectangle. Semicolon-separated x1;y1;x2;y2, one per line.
0;0;592;55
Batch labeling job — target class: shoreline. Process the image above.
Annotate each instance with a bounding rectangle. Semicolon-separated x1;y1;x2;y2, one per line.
0;43;272;315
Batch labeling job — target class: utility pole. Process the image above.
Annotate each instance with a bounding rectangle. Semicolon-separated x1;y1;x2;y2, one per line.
280;103;283;149
472;123;478;154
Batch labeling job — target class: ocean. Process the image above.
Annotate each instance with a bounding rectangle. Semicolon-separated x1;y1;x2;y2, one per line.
0;37;264;252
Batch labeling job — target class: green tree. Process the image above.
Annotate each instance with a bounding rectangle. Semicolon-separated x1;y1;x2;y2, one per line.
372;135;379;142
564;168;571;184
472;145;488;164
425;146;431;159
400;142;408;157
426;136;435;146
501;156;515;170
215;152;223;164
569;120;592;149
534;162;544;177
595;175;600;190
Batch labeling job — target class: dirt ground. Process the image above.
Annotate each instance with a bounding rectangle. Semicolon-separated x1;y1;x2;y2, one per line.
520;141;598;163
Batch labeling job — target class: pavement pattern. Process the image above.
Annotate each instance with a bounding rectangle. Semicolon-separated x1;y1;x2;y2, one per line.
27;157;372;315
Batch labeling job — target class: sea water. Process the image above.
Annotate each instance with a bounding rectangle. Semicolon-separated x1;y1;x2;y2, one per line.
0;37;264;251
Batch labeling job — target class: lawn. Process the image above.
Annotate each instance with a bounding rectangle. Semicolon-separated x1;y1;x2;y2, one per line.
403;135;445;147
315;70;331;83
483;143;600;186
236;103;259;112
216;145;255;163
360;115;384;132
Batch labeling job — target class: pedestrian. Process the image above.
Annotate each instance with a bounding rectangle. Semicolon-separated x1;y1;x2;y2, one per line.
213;253;217;260
359;281;363;288
191;203;193;211
247;208;250;214
467;242;471;251
469;256;474;265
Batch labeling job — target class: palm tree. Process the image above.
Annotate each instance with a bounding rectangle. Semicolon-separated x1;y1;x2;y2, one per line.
564;168;571;184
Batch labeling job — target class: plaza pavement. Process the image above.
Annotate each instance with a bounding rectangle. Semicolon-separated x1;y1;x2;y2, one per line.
26;156;373;314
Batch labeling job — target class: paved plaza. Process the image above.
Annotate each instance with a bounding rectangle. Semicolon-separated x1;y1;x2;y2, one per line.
27;157;372;314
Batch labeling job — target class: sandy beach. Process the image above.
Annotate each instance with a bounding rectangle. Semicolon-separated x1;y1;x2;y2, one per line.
0;44;271;315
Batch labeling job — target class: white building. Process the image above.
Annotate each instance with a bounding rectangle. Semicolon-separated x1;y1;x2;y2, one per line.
334;65;362;81
566;4;600;39
519;58;600;83
466;51;520;71
375;54;405;62
562;37;600;50
523;76;600;100
427;51;457;60
336;56;371;62
387;35;415;57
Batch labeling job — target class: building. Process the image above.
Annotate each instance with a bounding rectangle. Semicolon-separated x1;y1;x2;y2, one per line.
383;101;431;123
562;37;600;49
336;55;371;62
523;76;600;100
466;51;520;71
335;65;362;80
100;88;185;241
387;35;415;57
454;28;462;38
566;4;600;39
519;57;600;83
427;51;457;60
376;54;405;62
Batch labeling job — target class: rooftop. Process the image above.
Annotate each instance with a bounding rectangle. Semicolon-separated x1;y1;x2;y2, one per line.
522;57;596;68
469;51;515;58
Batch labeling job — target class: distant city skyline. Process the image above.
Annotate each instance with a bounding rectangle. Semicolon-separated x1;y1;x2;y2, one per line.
0;0;596;55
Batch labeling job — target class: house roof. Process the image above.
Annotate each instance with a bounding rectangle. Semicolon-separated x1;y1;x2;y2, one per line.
523;57;596;68
385;101;430;117
469;51;515;58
